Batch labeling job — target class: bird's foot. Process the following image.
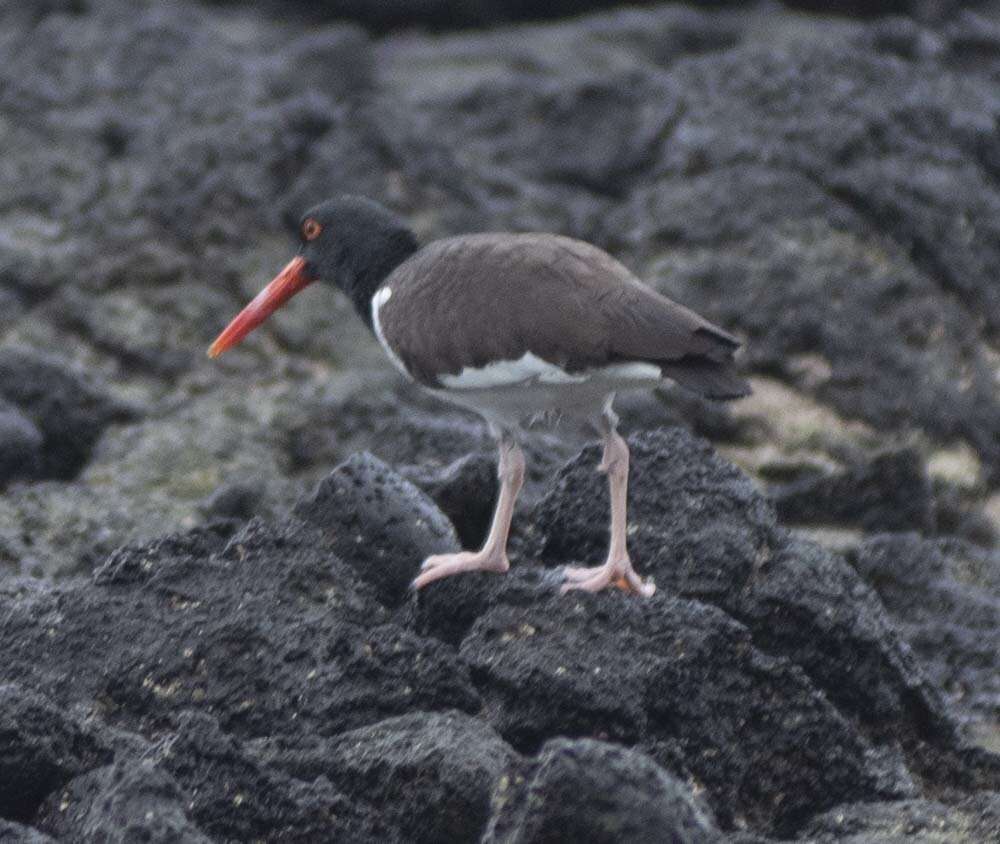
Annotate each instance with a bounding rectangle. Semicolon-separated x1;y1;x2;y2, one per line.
561;555;655;597
412;548;510;590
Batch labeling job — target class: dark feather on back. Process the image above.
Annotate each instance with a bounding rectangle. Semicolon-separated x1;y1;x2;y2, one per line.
377;233;750;400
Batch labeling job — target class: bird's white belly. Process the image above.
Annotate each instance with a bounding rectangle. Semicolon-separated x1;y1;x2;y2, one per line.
374;289;664;429
429;370;661;431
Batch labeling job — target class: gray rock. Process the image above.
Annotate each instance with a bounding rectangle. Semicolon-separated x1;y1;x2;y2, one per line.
199;478;265;523
0;403;42;484
284;386;573;503
201;0;716;33
36;759;211;844
606;37;1000;483
294;451;460;604
850;534;1000;735
400;451;500;548
483;738;719;844
0;348;136;481
3;0;995;587
0;684;109;823
0;820;56;843
196;1;984;34
6;519;480;742
266;710;517;843
524;429;992;820
529;428;776;603
769;447;935;534
148;712;380;842
800;793;1000;843
2;519;484;839
448;573;914;834
1;0;1000;840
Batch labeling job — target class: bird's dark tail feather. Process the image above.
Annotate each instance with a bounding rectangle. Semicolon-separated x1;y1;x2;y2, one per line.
660;359;752;400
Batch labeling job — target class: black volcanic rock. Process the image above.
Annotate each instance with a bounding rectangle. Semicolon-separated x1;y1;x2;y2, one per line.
400;450;500;547
529;428;775;602
198;1;985;32
599;36;1000;482
801;793;1000;842
445;573;913;834
483;738;719;844
1;0;1000;840
0;821;56;844
264;710;517;843
148;711;379;842
851;534;1000;732
200;0;688;32
199;478;265;523
2;430;998;839
320;710;515;843
283;389;494;475
2;0;998;573
4;520;480;743
0;403;43;485
0;684;110;823
293;451;460;604
2;519;486;839
769;447;935;533
37;711;385;842
285;387;573;503
728;536;968;772
0;349;136;481
527;430;982;798
36;759;211;844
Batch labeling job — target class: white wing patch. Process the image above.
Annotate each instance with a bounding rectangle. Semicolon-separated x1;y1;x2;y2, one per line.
598;362;663;381
439;352;585;389
439;354;661;390
371;287;412;378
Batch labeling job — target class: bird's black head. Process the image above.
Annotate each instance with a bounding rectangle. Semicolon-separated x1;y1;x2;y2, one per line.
298;196;418;316
208;195;418;358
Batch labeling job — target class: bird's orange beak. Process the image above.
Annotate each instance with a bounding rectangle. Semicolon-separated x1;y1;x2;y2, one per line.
207;256;314;358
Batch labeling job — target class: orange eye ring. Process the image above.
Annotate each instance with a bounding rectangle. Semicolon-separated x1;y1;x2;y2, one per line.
302;218;322;241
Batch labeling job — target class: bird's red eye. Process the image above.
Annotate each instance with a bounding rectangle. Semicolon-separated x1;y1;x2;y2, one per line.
302;218;322;241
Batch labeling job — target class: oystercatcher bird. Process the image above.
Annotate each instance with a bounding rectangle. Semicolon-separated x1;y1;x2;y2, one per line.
209;196;749;596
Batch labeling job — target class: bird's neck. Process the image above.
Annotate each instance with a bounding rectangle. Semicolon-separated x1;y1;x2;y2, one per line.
346;229;419;330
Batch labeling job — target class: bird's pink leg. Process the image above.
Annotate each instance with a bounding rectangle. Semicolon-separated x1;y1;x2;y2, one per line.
562;424;655;597
413;436;525;590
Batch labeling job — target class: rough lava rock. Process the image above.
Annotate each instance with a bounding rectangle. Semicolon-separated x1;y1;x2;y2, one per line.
263;710;517;844
0;348;137;481
2;517;489;841
2;0;1000;841
0;423;997;839
0;403;43;485
526;429;997;799
400;450;500;548
769;447;936;534
0;684;110;823
483;737;720;844
850;533;1000;737
36;711;384;842
5;521;482;742
1;0;998;572
0;820;56;844
430;571;916;834
228;1;988;32
36;759;211;844
293;451;460;604
801;793;1000;842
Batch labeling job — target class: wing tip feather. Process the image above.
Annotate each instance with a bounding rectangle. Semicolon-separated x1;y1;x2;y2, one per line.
661;360;752;401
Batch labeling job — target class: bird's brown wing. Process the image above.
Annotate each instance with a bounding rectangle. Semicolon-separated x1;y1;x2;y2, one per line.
377;233;749;399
